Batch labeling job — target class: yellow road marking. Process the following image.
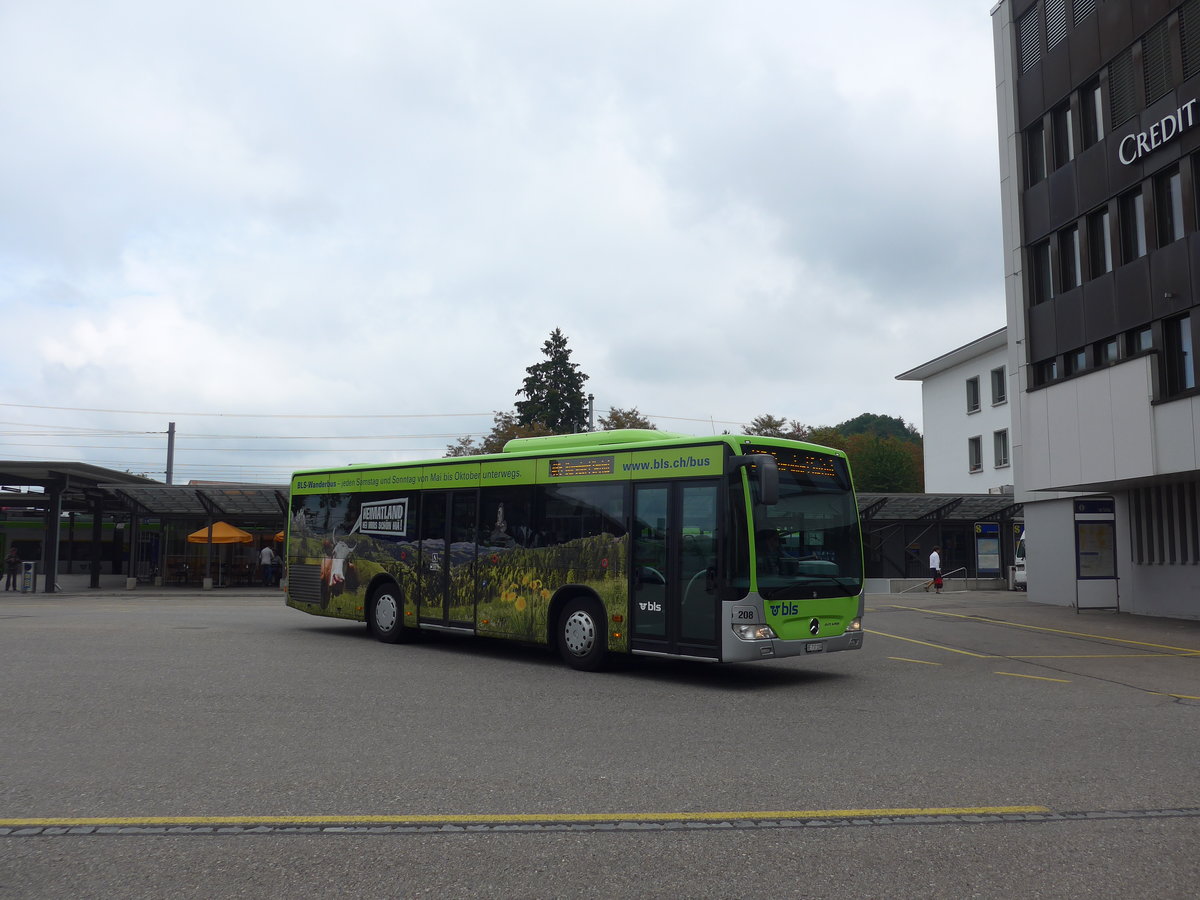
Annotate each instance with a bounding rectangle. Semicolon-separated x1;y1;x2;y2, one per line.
995;672;1072;683
867;629;994;657
884;605;1200;655
0;806;1052;828
1009;654;1187;659
889;657;942;666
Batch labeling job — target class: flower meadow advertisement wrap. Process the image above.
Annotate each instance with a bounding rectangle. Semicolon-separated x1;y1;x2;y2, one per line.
281;454;697;654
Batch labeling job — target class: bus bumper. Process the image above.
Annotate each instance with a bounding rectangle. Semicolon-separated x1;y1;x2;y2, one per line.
722;623;864;662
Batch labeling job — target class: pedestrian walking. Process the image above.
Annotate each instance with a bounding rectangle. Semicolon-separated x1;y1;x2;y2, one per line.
259;545;277;587
924;546;942;593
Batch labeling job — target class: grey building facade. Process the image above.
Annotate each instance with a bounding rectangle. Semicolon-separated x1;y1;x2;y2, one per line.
993;0;1200;617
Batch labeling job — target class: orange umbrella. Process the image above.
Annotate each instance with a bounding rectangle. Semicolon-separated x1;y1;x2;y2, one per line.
186;522;254;544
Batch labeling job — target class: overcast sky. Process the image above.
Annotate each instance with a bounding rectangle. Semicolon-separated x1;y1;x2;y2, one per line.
0;1;1005;484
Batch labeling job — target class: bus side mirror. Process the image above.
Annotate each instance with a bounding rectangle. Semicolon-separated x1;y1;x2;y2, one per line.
728;454;779;506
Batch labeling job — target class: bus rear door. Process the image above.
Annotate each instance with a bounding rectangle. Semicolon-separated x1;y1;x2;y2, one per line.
417;490;478;627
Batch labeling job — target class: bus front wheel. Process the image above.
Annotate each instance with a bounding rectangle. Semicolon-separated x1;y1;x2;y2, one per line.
369;584;416;644
557;598;607;671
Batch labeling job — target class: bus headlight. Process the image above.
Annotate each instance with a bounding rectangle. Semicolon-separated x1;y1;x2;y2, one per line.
846;618;862;632
734;624;777;641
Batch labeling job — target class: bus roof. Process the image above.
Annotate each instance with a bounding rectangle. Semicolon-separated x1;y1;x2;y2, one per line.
501;429;693;453
293;429;847;477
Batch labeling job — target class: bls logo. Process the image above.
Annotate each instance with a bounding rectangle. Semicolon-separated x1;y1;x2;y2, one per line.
638;601;663;612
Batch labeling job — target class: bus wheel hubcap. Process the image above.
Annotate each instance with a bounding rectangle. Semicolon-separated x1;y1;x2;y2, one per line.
376;595;398;631
563;610;596;656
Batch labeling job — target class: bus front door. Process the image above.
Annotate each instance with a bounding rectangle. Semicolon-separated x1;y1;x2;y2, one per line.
417;490;478;627
630;481;720;657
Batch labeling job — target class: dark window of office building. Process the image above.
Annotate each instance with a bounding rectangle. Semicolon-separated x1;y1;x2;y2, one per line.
1088;207;1113;276
1034;359;1059;386
1064;347;1087;376
1026;121;1047;186
966;376;981;413
1184;0;1200;80
1046;0;1068;51
1052;102;1074;168
1120;188;1147;262
1126;325;1153;356
1143;21;1173;106
1030;240;1054;303
1109;47;1136;129
1095;337;1119;364
1018;7;1041;75
1165;314;1196;395
968;436;983;473
1074;0;1096;23
1080;79;1103;149
1059;224;1082;290
1157;167;1185;246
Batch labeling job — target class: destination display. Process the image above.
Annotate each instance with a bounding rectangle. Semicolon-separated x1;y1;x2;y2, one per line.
548;455;616;478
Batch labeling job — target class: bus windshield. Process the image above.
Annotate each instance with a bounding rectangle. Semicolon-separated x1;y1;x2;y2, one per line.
746;445;863;599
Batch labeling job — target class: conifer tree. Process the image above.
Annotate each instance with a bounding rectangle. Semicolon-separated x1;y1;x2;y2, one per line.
514;328;590;433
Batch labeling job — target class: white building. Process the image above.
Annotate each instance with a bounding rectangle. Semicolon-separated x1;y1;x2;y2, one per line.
896;328;1014;495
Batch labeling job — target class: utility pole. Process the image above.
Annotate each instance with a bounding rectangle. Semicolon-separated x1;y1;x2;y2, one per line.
166;422;176;485
587;393;594;432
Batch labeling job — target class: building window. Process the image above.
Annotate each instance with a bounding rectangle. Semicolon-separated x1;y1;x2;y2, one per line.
1080;79;1104;149
1120;188;1146;263
994;430;1010;468
1126;326;1153;356
1165;314;1196;395
1143;20;1172;106
1184;0;1200;81
1109;47;1136;129
1034;359;1059;386
1074;0;1096;24
1095;337;1119;365
1157;167;1185;246
991;366;1007;404
1018;6;1041;75
968;436;983;473
1026;121;1047;186
1088;207;1112;276
1059;225;1081;290
1052;102;1074;168
1030;240;1054;304
966;376;981;414
1064;347;1087;376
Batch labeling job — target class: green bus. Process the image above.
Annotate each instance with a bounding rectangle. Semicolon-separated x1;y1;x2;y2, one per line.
285;429;864;669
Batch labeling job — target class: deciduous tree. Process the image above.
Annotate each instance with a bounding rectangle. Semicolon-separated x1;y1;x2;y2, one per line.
598;407;653;430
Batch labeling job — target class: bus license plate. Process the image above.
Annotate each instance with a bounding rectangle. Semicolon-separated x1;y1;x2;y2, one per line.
805;642;824;653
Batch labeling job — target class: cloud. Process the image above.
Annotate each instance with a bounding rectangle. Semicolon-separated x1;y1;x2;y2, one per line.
0;0;1004;479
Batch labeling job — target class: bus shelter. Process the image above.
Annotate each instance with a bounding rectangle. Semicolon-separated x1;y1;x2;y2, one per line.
0;461;157;593
858;492;1024;584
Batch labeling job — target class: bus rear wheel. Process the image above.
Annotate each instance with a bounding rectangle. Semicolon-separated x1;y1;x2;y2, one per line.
369;583;415;644
557;598;607;671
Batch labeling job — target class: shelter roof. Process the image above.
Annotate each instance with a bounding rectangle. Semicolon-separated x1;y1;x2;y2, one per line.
858;492;1022;522
102;482;289;522
0;461;156;513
